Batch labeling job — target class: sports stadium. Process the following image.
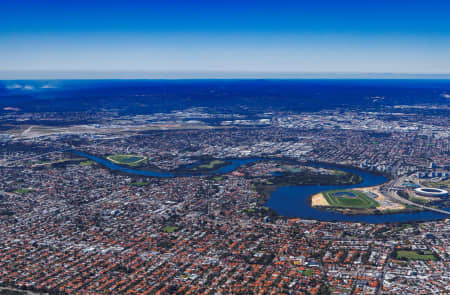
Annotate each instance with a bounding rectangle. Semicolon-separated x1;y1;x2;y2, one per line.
414;187;449;197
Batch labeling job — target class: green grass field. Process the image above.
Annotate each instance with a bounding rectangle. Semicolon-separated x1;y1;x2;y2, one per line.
299;269;313;277
424;179;450;190
33;158;84;166
396;250;436;261
261;179;274;185
163;226;179;233
409;195;430;204
13;188;33;194
197;160;225;169
281;165;303;173
107;154;147;166
129;182;149;187
322;189;379;209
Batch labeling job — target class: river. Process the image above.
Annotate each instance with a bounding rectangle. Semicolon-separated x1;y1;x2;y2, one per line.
73;151;448;223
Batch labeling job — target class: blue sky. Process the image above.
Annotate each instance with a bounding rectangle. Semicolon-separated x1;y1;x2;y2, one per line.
1;0;450;77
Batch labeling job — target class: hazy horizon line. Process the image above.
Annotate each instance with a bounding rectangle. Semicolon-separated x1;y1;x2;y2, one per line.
1;70;450;80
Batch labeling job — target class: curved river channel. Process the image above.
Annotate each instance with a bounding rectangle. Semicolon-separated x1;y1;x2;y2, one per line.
74;151;449;223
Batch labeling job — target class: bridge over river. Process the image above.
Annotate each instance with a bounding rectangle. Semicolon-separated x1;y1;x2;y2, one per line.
382;177;450;217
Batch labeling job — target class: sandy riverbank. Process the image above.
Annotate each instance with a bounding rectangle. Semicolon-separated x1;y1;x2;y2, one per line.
311;193;329;206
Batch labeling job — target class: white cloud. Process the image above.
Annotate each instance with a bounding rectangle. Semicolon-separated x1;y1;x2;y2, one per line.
6;83;56;91
41;84;57;89
6;84;35;90
6;84;23;89
441;93;450;98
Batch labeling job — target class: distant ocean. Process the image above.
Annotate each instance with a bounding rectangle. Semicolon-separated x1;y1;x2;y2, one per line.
0;79;449;114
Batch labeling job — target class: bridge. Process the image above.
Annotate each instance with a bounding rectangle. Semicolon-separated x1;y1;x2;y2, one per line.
381;176;450;217
390;193;450;216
